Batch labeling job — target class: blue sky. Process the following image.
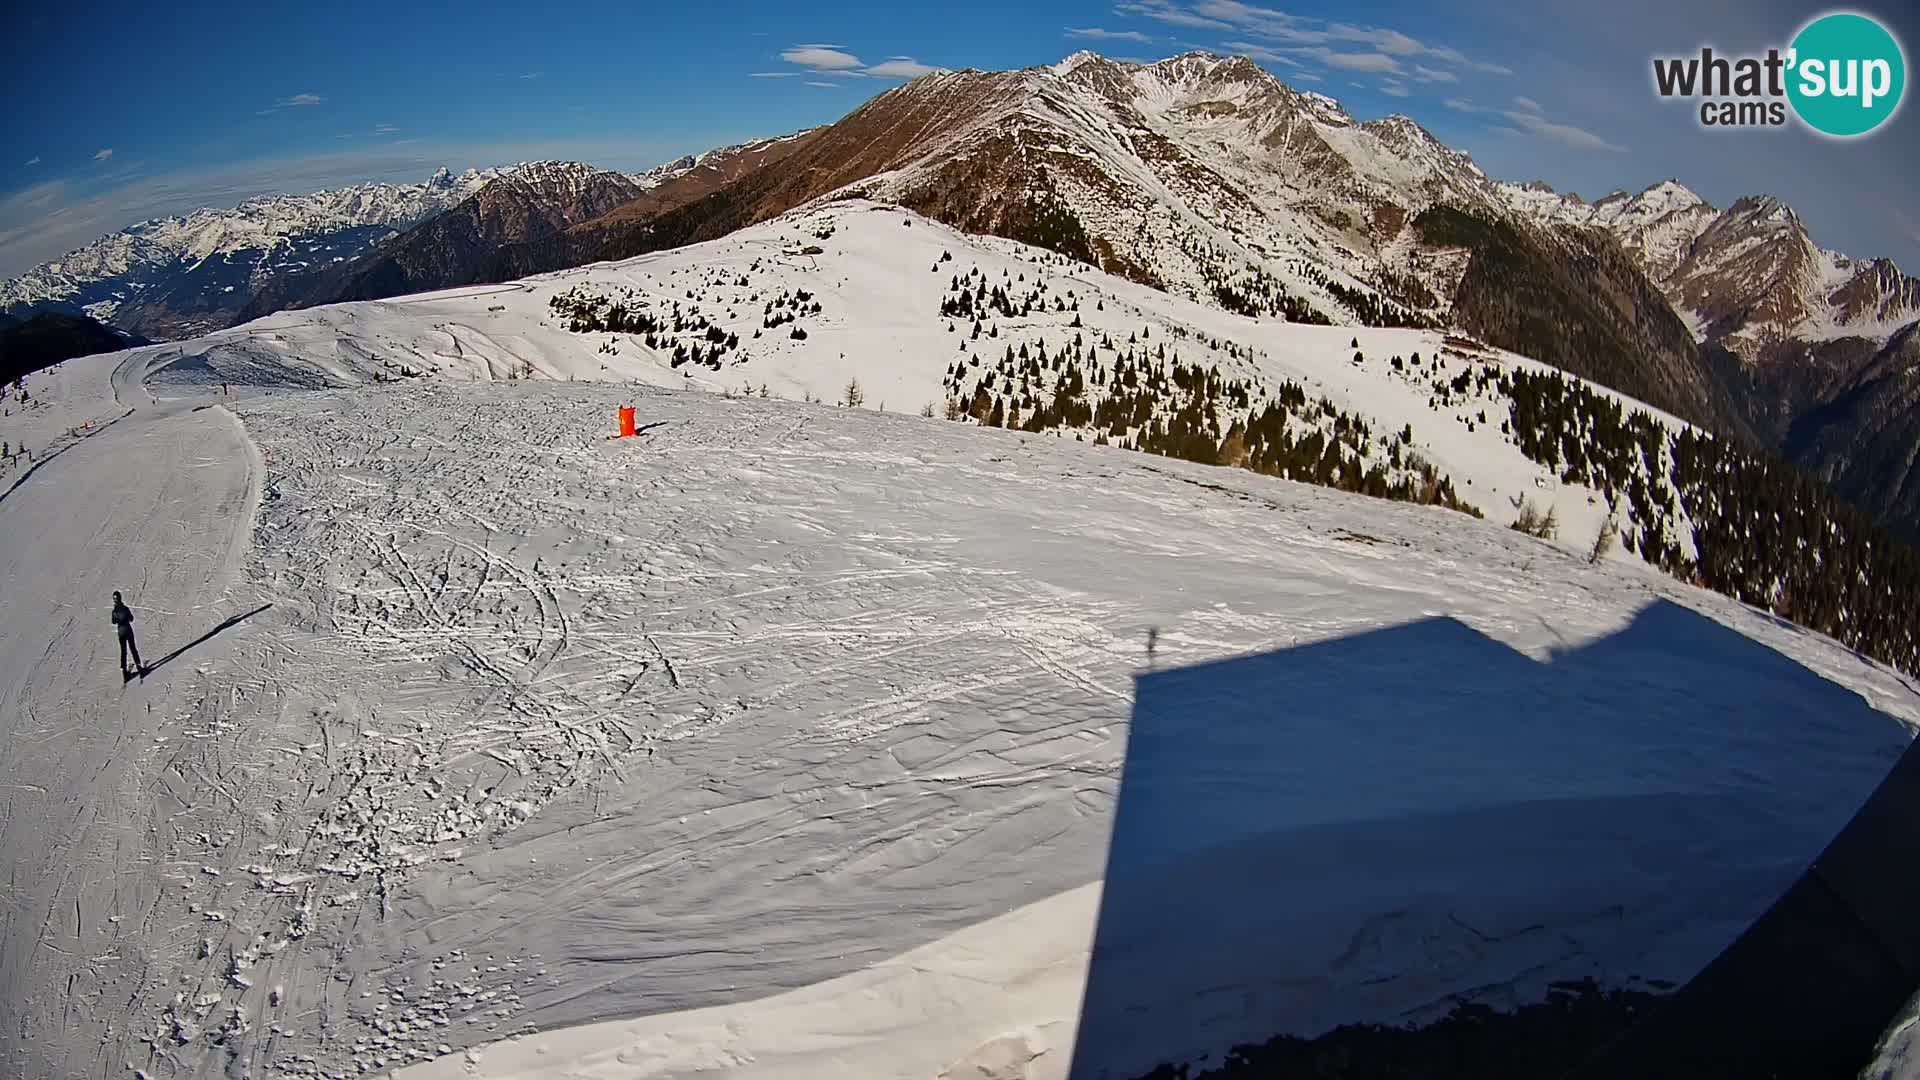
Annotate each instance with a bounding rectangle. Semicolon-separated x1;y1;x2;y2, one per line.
2;0;1915;278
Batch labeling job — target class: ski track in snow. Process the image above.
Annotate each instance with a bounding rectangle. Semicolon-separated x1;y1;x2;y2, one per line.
1;351;269;1079
2;204;1918;1080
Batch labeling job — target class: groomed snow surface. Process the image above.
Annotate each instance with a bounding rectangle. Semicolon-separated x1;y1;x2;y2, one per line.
3;203;1918;1080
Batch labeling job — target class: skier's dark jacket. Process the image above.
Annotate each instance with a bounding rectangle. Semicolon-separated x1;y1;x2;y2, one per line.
112;599;134;638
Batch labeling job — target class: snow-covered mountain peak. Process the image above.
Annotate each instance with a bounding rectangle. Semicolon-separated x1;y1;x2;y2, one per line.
1586;181;1712;234
1738;193;1803;228
629;154;698;189
1052;49;1108;77
479;160;629;203
1360;113;1446;152
1128;50;1299;113
1300;90;1345;114
1636;178;1704;212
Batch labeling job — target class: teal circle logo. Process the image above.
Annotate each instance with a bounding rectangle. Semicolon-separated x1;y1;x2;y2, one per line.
1787;12;1906;136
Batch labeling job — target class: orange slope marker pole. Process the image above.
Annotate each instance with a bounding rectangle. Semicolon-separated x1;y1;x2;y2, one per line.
618;406;636;438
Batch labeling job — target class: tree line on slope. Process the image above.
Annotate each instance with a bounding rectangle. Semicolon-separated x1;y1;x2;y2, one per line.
1413;205;1722;432
546;274;827;372
1501;366;1920;678
932;273;1478;517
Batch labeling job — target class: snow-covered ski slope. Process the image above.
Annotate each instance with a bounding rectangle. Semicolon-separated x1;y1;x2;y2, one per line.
169;199;1694;559
1;200;1917;1080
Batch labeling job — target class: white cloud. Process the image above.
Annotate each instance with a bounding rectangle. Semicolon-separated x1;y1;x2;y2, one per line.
1374;29;1423;55
1066;26;1153;43
0;180;114;272
1321;51;1401;73
1114;0;1235;30
781;45;864;70
1442;94;1620;151
1126;2;1514;78
372;123;399;136
1195;0;1317;38
1331;24;1423;55
1380;81;1411;97
258;92;326;115
767;47;941;80
1425;47;1511;75
93;148;114;162
1292;71;1323;82
806;81;837;88
1223;40;1300;65
1503;110;1626;152
25;156;40;166
519;72;541;80
863;57;943;78
9;180;64;210
1412;65;1457;83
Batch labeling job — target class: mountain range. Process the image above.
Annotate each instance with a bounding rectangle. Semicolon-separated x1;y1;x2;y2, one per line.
0;159;690;341
4;50;1917;540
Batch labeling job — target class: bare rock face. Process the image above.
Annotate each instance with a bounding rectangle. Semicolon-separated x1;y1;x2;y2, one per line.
310;163;649;305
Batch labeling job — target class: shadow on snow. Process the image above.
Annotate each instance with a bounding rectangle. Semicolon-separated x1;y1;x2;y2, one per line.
142;603;273;678
1069;598;1912;1080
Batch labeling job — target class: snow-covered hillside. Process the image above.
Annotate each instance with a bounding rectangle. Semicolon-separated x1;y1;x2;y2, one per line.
167;199;1702;561
3;200;1918;1080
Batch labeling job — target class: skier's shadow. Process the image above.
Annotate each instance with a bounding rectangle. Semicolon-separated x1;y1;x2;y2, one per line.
142;603;273;676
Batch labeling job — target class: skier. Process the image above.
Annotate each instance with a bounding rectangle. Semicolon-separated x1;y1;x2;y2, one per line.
112;591;143;678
